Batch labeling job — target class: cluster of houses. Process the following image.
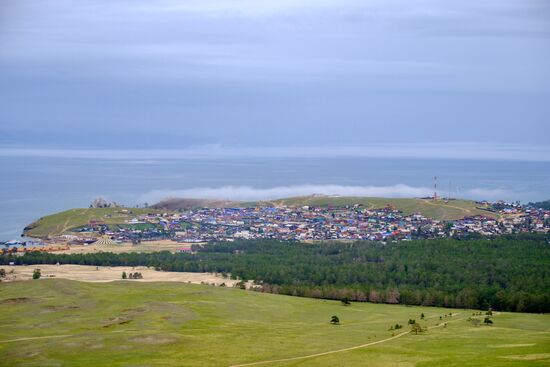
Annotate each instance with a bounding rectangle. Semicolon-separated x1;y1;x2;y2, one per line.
3;201;548;252
42;201;550;244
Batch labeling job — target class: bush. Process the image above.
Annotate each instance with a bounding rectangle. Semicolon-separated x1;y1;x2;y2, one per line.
235;280;247;289
32;269;41;280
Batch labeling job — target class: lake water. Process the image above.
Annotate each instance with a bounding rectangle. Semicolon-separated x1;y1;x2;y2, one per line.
1;156;549;240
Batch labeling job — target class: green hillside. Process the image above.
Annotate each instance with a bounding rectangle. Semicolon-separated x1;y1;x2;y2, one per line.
23;208;163;238
153;196;495;221
266;196;495;220
0;279;548;366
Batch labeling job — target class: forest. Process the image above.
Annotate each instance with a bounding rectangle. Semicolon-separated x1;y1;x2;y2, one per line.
3;234;549;313
529;199;550;210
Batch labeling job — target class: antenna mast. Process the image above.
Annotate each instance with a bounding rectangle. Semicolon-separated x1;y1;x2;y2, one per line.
433;176;438;200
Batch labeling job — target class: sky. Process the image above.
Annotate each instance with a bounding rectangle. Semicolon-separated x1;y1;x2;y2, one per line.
0;0;549;159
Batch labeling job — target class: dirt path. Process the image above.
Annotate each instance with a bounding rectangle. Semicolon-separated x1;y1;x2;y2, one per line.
229;331;411;367
0;335;73;344
422;200;471;218
59;217;72;234
229;313;466;367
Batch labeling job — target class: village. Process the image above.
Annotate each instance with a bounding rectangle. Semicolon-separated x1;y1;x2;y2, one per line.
2;200;549;253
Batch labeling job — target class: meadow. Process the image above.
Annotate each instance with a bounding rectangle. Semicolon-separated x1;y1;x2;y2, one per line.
266;196;495;220
23;208;162;238
1;279;548;367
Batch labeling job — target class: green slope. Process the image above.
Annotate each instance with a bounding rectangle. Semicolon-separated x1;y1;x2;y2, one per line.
155;196;495;221
265;196;495;220
23;208;164;238
0;279;548;366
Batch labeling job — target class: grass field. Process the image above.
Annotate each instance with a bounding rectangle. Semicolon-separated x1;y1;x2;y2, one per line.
1;279;548;367
23;208;162;238
267;196;495;221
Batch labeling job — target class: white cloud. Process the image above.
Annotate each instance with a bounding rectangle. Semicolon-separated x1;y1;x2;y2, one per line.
139;184;433;203
138;183;515;203
136;0;363;17
1;143;548;162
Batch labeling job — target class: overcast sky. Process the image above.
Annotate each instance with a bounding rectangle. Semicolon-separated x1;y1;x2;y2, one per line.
0;0;549;159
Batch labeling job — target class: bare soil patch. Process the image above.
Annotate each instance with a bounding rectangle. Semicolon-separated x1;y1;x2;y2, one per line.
50;240;195;254
3;265;239;286
0;297;31;305
130;335;179;345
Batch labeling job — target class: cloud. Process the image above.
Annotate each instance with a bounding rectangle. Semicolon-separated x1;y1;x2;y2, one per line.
0;143;548;162
139;184;434;203
137;0;362;17
138;184;515;203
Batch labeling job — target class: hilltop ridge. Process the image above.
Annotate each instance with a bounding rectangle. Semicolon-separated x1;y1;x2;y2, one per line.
154;195;495;220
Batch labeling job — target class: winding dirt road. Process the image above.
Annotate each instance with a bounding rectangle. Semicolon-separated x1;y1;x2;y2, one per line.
229;314;466;367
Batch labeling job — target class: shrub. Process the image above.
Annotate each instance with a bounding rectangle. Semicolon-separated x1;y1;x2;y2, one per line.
32;269;41;280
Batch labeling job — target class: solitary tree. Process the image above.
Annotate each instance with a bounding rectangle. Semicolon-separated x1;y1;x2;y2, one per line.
330;315;340;325
122;271;127;279
420;313;425;319
32;269;41;280
484;317;493;325
0;268;6;278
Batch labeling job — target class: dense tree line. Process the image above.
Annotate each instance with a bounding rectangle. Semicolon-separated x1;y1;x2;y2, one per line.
529;199;550;210
3;234;549;312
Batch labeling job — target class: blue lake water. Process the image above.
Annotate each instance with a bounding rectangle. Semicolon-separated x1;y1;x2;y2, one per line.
1;156;549;240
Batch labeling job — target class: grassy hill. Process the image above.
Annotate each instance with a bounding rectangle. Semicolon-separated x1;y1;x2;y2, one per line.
265;196;495;220
154;196;495;221
0;279;548;366
23;207;163;238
